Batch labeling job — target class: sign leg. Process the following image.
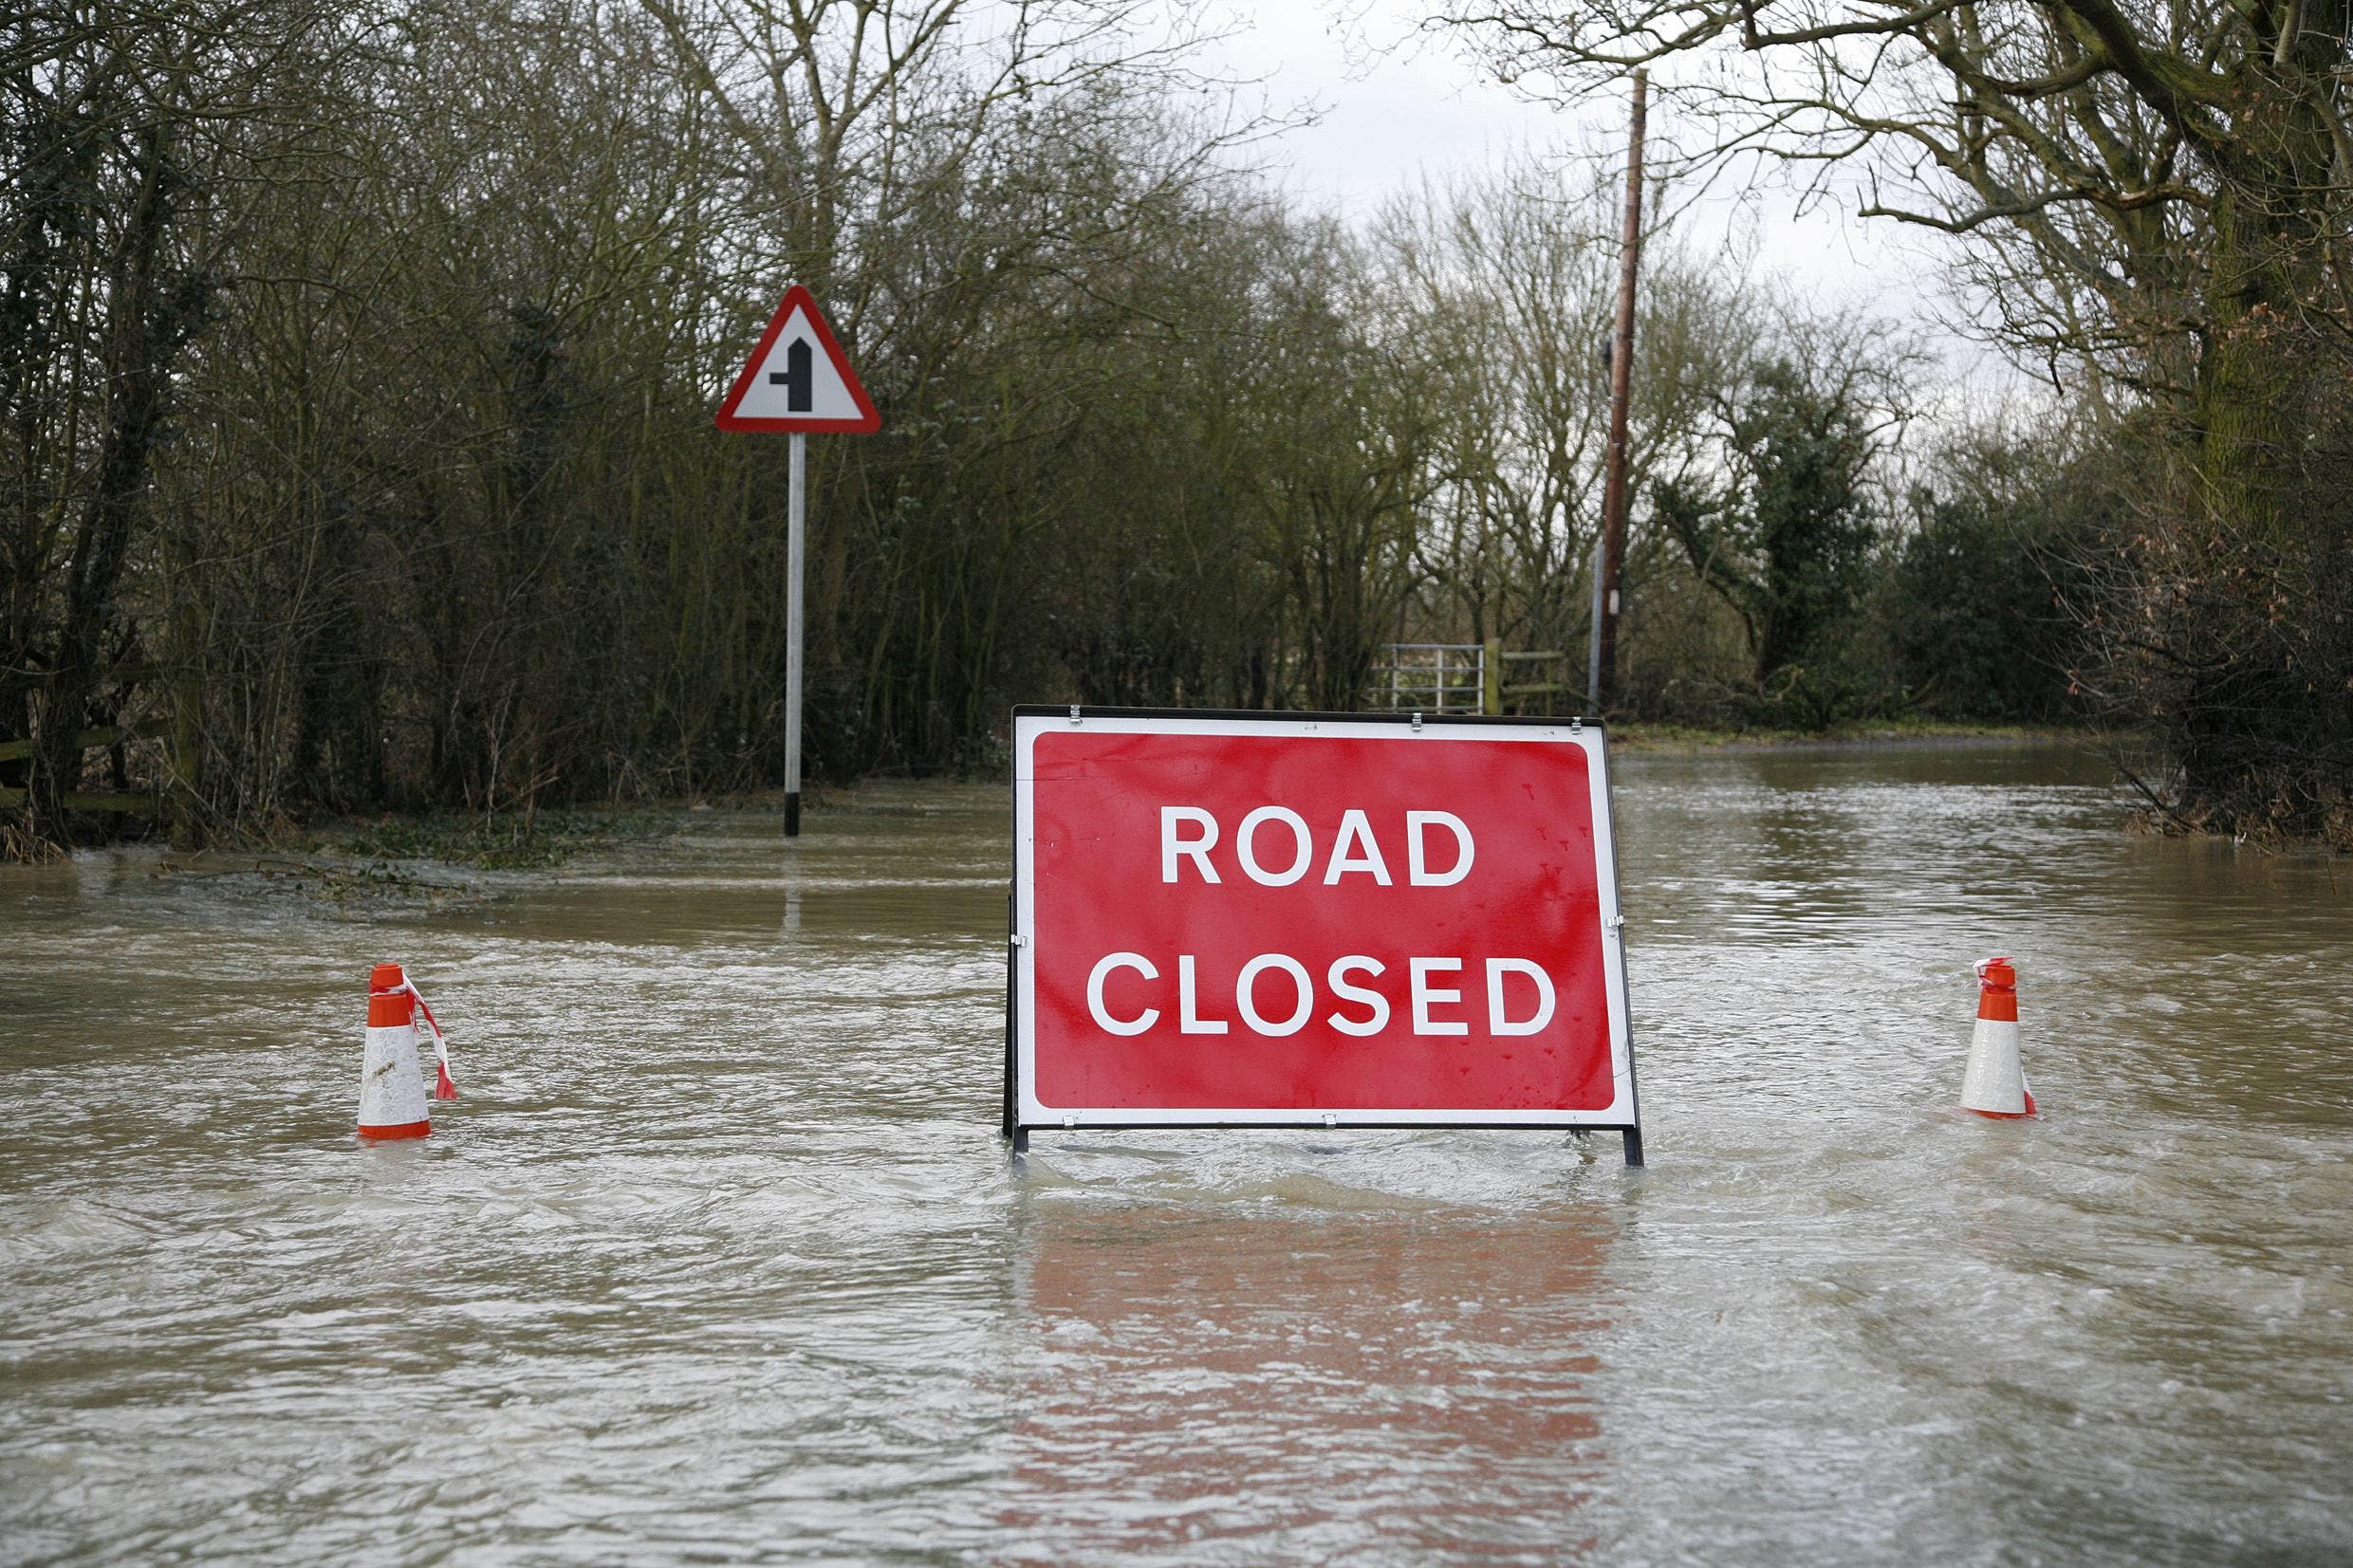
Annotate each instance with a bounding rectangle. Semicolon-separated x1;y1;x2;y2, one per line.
1002;895;1017;1140
1622;1128;1644;1168
786;432;806;838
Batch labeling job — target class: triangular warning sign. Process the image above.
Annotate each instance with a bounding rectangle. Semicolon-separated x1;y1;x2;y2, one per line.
715;285;880;434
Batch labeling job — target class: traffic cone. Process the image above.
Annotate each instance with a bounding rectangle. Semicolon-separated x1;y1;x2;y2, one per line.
1961;956;2037;1118
358;963;457;1141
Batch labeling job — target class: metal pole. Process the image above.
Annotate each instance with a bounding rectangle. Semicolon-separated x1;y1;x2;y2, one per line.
1595;69;1646;711
786;431;806;837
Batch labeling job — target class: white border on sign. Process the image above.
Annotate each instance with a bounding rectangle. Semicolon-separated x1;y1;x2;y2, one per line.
1010;711;1640;1130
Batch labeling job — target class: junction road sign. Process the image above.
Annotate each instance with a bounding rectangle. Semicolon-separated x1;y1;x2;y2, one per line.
713;283;879;838
715;284;879;434
1006;709;1641;1161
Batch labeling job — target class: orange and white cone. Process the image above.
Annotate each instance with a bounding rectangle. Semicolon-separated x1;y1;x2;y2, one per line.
359;963;457;1141
1961;956;2037;1118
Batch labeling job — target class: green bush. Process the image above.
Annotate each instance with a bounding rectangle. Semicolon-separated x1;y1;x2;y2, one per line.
1880;438;2099;721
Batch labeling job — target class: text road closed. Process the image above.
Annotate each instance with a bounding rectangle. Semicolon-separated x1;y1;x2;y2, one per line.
1023;721;1619;1114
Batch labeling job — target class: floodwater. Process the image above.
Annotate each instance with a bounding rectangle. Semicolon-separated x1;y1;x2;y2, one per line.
3;743;2349;1565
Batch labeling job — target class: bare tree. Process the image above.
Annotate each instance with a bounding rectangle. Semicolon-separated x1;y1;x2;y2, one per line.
1429;0;2352;832
4;0;354;849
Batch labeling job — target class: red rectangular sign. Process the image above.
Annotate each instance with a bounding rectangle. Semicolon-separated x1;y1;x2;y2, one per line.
1009;710;1639;1134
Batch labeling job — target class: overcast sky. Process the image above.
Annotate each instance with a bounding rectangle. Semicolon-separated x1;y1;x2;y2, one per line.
1198;2;2012;391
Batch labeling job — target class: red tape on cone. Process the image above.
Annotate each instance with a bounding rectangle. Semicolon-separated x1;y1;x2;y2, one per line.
392;974;459;1100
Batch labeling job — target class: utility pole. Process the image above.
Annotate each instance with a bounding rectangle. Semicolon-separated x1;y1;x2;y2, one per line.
1594;69;1646;710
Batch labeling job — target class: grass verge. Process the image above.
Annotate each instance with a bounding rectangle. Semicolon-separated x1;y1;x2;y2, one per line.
320;807;682;870
1607;719;2100;750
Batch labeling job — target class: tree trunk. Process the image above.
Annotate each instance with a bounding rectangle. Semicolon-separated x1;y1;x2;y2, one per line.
2175;32;2344;821
163;507;206;850
29;130;180;850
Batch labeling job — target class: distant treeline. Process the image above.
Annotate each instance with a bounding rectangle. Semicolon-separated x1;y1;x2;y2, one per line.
5;0;2347;851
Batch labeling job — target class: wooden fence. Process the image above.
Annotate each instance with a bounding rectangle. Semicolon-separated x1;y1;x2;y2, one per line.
1370;640;1577;717
0;721;166;815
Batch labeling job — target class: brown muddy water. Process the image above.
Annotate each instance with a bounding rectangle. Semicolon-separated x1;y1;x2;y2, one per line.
3;743;2350;1565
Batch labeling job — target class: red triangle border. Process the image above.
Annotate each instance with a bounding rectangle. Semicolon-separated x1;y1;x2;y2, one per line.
715;285;880;434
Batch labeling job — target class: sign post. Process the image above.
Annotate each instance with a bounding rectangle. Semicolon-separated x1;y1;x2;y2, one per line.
716;284;880;836
786;432;806;835
1006;708;1643;1165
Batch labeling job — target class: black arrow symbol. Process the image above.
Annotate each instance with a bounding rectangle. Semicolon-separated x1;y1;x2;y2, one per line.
768;340;813;413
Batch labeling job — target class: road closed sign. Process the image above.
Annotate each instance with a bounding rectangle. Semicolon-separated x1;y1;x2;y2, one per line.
1007;709;1641;1159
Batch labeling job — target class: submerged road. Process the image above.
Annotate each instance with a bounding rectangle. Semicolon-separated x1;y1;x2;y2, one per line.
2;745;2348;1563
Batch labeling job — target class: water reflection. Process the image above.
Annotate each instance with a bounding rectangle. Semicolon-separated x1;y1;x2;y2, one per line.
998;1198;1616;1559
